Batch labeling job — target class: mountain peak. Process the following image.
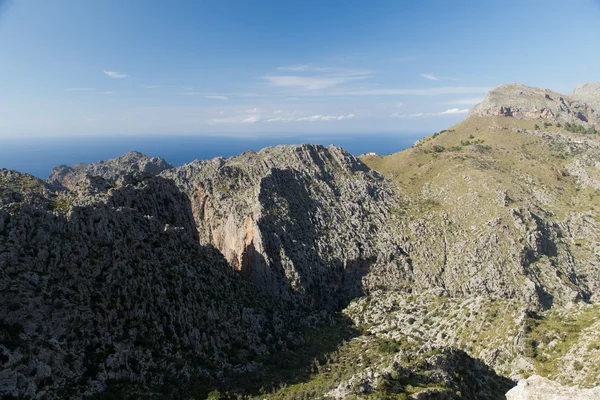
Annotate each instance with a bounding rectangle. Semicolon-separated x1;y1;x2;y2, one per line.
470;82;600;126
572;81;600;111
47;151;173;189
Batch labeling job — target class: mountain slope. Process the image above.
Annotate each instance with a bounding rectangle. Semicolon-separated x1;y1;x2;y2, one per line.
0;170;297;398
162;144;412;308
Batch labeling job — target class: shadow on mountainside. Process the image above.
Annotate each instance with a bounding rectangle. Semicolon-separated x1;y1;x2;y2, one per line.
257;168;372;309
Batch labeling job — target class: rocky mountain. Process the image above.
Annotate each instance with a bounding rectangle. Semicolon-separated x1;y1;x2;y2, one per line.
48;151;172;190
470;83;600;127
2;81;600;398
161;144;411;308
0;169;304;398
573;81;600;111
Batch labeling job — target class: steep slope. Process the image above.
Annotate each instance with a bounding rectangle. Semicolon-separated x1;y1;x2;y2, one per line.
363;116;600;309
0;169;296;398
360;81;600;388
162;144;412;308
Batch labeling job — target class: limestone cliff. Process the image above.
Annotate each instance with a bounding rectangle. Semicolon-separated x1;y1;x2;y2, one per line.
470;83;600;127
162;144;412;307
0;169;295;398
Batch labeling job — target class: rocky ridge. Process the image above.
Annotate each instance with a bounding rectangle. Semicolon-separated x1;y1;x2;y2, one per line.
0;169;304;398
48;151;172;190
2;81;600;398
470;83;600;127
161;144;412;307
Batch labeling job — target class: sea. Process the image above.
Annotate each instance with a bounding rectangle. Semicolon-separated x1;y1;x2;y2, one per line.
0;132;426;179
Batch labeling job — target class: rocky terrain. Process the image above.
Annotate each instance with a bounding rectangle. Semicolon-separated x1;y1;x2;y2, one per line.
2;81;600;398
0;170;308;398
470;83;600;127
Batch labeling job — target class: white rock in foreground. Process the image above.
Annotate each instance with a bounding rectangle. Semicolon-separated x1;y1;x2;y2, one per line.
505;375;600;400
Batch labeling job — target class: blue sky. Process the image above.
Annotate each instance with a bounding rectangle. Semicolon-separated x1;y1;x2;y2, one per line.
0;0;599;137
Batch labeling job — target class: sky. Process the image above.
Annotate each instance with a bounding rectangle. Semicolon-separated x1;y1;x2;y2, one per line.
0;0;599;138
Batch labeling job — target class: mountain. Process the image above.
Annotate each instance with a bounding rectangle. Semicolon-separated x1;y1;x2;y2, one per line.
48;151;173;190
0;169;306;398
161;144;411;308
2;81;600;398
573;81;600;111
470;83;600;127
360;81;600;392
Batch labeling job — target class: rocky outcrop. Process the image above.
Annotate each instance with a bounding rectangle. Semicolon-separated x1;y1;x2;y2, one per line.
162;144;412;307
0;170;296;398
505;375;600;400
48;151;172;190
470;83;600;127
573;81;600;111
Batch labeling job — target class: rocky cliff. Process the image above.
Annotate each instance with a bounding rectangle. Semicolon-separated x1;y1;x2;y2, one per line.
0;169;298;398
470;83;600;127
161;144;412;308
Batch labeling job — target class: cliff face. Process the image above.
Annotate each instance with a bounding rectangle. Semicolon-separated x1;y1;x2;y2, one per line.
470;83;600;127
162;144;412;307
0;170;293;398
573;81;600;111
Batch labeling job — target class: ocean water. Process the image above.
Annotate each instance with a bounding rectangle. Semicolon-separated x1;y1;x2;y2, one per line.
0;132;426;179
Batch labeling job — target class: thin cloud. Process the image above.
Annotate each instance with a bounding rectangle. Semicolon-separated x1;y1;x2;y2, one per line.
99;91;116;95
204;95;229;100
242;115;260;123
265;65;372;90
441;97;484;105
440;108;469;115
393;108;470;118
245;107;260;113
420;73;460;81
265;75;367;90
66;88;96;91
103;70;128;79
330;86;490;96
391;56;418;62
142;85;158;89
267;113;355;122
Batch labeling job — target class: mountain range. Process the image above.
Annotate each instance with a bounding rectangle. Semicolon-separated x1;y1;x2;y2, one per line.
2;82;600;399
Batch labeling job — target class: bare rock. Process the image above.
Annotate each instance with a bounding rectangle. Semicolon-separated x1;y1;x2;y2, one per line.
506;375;600;400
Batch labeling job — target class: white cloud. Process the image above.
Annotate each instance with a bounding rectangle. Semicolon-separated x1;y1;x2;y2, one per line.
329;86;490;96
265;75;364;90
219;111;225;116
142;85;158;89
267;113;355;122
420;73;440;81
393;108;470;118
265;66;372;90
420;73;459;81
274;109;283;114
396;102;405;108
204;95;229;100
245;107;260;113
441;97;484;105
440;108;469;115
103;70;128;79
242;115;260;123
66;88;96;91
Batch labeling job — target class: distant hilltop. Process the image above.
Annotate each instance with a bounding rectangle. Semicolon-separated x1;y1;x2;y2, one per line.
470;81;600;127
